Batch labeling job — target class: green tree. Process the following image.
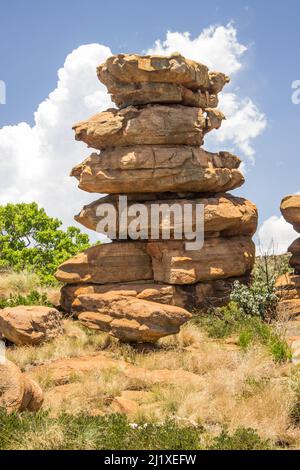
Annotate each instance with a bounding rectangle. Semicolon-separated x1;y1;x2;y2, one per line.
0;202;90;284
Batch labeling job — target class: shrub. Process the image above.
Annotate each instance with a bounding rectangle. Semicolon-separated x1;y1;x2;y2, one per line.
208;427;271;450
0;290;53;309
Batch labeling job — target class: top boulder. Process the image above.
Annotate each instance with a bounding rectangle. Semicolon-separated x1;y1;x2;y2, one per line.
281;195;300;232
97;53;229;99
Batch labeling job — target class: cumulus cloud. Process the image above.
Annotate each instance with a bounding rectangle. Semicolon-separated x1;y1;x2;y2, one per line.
257;216;298;255
0;24;266;235
147;23;267;160
0;44;112;231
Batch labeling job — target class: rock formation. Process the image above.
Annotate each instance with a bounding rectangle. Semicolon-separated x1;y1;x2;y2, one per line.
276;195;300;318
56;53;257;343
0;360;43;413
0;306;64;346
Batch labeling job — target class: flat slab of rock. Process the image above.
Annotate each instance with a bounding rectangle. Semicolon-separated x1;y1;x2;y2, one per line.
0;360;43;413
55;242;153;284
147;237;255;284
73;293;192;342
72;105;224;149
75;194;257;239
60;276;249;313
71;147;244;194
97;53;229;93
107;81;219;109
281;195;300;232
0;306;63;346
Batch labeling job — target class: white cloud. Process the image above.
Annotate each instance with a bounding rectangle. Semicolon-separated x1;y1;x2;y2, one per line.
147;24;266;160
0;44;112;231
0;24;266;235
257;216;298;255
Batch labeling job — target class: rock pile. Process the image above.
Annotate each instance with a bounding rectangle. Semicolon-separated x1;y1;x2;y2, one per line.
56;53;257;343
276;195;300;318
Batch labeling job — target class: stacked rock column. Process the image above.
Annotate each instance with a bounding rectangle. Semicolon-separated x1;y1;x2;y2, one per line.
55;53;258;343
276;195;300;318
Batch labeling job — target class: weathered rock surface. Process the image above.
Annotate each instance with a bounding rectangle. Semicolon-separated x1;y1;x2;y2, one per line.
108;81;219;109
75;193;258;239
0;306;63;346
97;53;229;93
0;360;43;413
276;273;300;319
55;242;152;285
73;105;225;149
60;276;249;313
73;293;192;342
288;238;300;272
71;147;244;194
147;237;255;284
281;195;300;232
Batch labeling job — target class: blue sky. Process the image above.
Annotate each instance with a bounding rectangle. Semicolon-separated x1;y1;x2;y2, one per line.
0;0;300;251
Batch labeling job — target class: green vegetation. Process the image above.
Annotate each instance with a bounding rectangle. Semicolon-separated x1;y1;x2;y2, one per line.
0;410;274;450
0;290;53;309
0;202;90;284
208;427;271;450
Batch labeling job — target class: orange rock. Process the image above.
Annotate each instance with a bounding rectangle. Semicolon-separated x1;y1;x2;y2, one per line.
71;147;244;194
0;306;63;346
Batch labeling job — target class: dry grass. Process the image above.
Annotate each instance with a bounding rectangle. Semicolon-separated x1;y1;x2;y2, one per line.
0;271;42;297
5;320;300;448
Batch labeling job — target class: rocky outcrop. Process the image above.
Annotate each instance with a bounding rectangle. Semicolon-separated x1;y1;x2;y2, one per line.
0;360;43;413
147;238;255;284
56;52;257;343
73;105;224;149
73;293;192;342
75;194;257;239
71;147;243;194
0;306;64;346
55;242;152;285
276;197;300;319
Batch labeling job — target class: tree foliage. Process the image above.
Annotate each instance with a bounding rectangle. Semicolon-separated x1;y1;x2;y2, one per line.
0;203;90;284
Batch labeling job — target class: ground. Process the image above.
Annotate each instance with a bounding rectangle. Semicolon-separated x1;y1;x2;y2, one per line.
1;268;300;450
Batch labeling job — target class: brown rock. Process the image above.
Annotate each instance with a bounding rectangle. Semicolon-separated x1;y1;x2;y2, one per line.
55;242;152;285
147;237;255;284
73;293;192;342
60;276;249;313
281;195;300;231
0;306;63;346
0;360;43;413
98;53;211;90
276;273;300;319
111;397;139;415
71;147;244;194
75;194;257;239
72;105;225;149
110;81;219;109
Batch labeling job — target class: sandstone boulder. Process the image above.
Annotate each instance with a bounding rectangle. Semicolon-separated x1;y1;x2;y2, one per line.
276;273;300;319
0;306;63;346
72;293;192;342
75;194;257;239
55;242;152;285
0;360;43;412
281;195;300;232
147;237;255;284
108;81;219;109
71;147;244;194
72;105;225;149
97;53;229;92
60;276;249;313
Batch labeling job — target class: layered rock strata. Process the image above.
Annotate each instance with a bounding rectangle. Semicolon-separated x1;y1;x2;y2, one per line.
56;53;257;343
